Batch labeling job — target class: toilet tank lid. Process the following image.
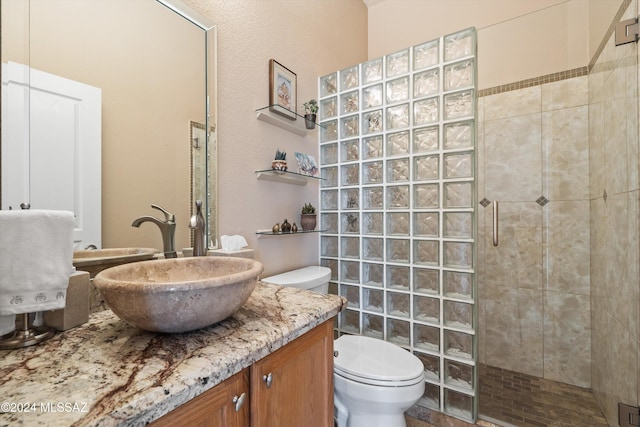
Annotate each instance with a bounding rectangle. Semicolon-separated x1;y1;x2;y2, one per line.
261;266;331;290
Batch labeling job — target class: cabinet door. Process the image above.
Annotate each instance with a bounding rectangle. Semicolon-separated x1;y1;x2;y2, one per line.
251;320;334;427
151;368;249;427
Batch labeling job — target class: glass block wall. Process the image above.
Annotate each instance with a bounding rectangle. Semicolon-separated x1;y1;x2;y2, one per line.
318;28;478;422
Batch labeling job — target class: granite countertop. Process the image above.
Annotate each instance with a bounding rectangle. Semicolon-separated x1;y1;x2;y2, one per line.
0;282;346;427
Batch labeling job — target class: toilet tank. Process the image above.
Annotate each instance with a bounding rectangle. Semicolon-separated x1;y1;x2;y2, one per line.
261;266;331;294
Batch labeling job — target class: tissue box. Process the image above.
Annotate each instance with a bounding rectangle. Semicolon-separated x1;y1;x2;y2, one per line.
44;271;90;331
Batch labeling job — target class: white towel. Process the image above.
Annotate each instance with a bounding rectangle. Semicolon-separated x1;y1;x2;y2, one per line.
0;209;75;316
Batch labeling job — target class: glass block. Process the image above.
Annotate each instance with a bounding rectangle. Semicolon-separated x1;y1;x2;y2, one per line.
341;284;360;309
341;115;359;138
340;65;359;91
414;323;440;352
363;212;383;235
386;238;410;263
341;236;360;259
362;58;383;84
444;152;473;178
341;90;359;115
363;110;383;134
414;267;439;295
415;352;440;382
386;48;410;77
321;143;338;165
319;96;337;121
386;77;409;103
414;97;439;126
387;212;410;236
444;182;472;208
321;167;338;187
387;265;410;290
341;212;359;234
321;189;338;210
414;68;440;98
320;119;338;142
363;84;383;109
321;213;338;234
444;389;473;422
444;271;473;300
444;28;474;62
388;158;410;182
444;212;472;238
321;236;338;257
363;161;383;184
444;301;474;330
341;139;359;162
413;126;439;153
444;330;473;359
444;90;473;120
387;291;410;318
414;155;439;181
386;104;410;130
341;260;360;283
363;313;384;338
367;287;388;311
363;187;383;210
444;241;473;269
387;318;410;346
320;258;338;281
444;120;474;150
341;164;359;186
445;360;473;390
414;184;439;209
363;136;383;160
342;188;359;209
414;240;439;266
340;309;359;334
387;185;410;209
363;262;384;287
387;131;410;156
421;383;440;410
414;212;439;237
363;237;384;261
444;59;474;91
414;39;439;71
320;72;337;97
414;295;439;323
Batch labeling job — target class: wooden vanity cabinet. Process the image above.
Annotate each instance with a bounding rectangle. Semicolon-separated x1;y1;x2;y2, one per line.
151;319;334;427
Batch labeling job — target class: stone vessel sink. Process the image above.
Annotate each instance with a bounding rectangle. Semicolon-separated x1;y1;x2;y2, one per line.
73;248;159;278
93;257;264;333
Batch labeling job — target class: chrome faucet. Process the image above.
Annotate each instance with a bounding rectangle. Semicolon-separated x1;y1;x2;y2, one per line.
189;200;207;256
131;204;177;258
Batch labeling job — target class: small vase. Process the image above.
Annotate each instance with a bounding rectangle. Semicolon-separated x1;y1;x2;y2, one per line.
304;114;316;130
272;160;287;171
300;214;317;231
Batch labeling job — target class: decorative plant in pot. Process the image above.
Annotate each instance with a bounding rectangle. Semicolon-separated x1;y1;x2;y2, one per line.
302;99;318;130
300;202;317;231
272;149;287;171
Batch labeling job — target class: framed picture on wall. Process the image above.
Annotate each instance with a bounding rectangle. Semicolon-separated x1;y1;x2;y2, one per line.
269;59;297;120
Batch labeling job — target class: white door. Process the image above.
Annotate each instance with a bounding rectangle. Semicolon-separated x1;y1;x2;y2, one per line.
1;62;102;249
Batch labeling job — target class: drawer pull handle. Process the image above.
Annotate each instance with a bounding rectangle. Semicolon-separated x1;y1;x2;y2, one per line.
232;393;246;412
262;372;273;388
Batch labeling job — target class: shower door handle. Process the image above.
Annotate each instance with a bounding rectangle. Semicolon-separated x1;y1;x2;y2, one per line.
492;201;499;247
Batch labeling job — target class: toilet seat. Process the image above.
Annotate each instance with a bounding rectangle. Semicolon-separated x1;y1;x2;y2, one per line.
334;335;424;387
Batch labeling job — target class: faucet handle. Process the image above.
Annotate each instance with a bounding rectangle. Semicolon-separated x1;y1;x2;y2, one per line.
151;204;175;223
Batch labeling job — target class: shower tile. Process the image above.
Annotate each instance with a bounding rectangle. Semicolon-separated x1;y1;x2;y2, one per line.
321;189;338;210
341;212;359;234
321;212;338;234
321;236;338;257
414;97;439;126
444;120;474;150
414;212;439;237
386;48;410;78
444;152;473;179
340;115;359;139
413;39;439;71
541;75;588;111
414;295;439;323
386;238;410;263
443;182;472;208
444;59;474;92
413;267;439;295
341;139;359;162
484;86;540;120
320;166;338;187
604;97;627;195
414;240;439;266
413;126;439;153
443;270;473;300
413;323;440;352
363;313;384;338
386;104;410;130
342;188;359;209
341;91;359;115
387;318;410;346
319;96;337;121
387;131;410;156
387;291;410;318
320;72;337;97
444;330;473;360
386;77;410;103
443;389;473;422
320;119;338;142
443;300;473;330
387;185;410;209
414;68;440;98
421;383;440;410
363;187;383;210
363;161;384;184
341;283;360;309
388;158;410;182
387;211;410;236
340;65;359;91
363;237;384;261
340;164;359;186
415;351;440;382
340;309;360;334
363;212;383;235
362;58;383;84
444;90;474;120
363;262;384;287
414;183;439;209
387;265;410;290
363;135;384;159
362;109;383;134
444;241;473;269
444;28;474;62
362;84;383;110
414;155;439;181
321;143;338;164
320;258;338;281
341;260;360;283
444;359;474;391
443;212;472;239
341;236;360;259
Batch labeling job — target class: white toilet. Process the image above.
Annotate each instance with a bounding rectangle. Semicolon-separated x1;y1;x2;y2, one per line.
261;266;425;427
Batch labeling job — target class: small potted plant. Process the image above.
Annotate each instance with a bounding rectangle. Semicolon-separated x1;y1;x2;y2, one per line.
302;99;318;130
300;202;317;231
272;149;287;171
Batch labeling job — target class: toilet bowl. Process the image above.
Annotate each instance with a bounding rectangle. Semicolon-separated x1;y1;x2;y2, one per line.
261;267;426;427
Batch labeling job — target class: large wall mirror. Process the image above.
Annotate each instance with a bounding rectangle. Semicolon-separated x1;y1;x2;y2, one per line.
1;0;217;251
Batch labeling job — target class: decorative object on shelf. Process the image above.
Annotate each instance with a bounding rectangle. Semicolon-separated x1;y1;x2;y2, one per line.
292;222;298;233
281;219;292;233
269;59;297;121
302;99;318;129
272;149;287;171
294;152;319;177
300;202;317;231
272;223;280;233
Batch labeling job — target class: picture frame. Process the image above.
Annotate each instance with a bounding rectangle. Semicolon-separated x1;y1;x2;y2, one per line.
269;59;297;121
294;152;319;177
